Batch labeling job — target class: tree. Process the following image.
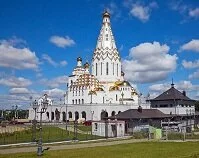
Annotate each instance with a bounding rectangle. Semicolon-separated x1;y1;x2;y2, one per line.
195;100;199;111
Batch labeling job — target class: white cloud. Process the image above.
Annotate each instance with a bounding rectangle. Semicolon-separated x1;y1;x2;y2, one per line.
182;60;199;69
149;80;199;99
189;70;199;79
39;75;68;88
189;8;199;19
43;88;65;99
9;88;30;94
50;36;75;48
60;60;67;67
42;54;58;67
180;39;199;52
0;39;39;70
122;42;177;83
107;2;121;19
130;2;158;22
0;76;32;87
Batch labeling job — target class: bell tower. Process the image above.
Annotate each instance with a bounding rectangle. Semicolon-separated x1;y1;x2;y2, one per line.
92;10;121;83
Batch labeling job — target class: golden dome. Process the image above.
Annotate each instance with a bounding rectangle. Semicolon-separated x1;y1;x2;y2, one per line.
84;62;90;68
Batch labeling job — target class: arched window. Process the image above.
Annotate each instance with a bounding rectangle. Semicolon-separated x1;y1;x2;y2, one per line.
82;99;84;104
116;94;118;101
78;99;80;104
111;111;116;116
68;111;72;118
113;63;114;75
106;62;109;75
51;112;54;120
46;112;49;119
101;111;108;120
82;111;86;120
75;111;79;120
72;100;74;104
75;99;77;104
96;63;98;76
117;63;118;76
101;62;102;75
118;111;121;114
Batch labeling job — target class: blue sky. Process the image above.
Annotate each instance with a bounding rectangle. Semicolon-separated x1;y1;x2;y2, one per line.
0;0;199;109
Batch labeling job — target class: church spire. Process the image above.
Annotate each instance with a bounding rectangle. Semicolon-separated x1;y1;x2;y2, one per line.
95;10;117;50
92;10;121;82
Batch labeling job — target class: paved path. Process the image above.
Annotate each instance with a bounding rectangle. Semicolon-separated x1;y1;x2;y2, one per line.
0;138;148;155
0;138;199;155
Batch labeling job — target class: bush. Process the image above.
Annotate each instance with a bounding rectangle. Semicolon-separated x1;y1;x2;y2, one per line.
131;131;148;139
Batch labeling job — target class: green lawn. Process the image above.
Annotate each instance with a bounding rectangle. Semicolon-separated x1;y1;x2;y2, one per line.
1;141;199;158
0;126;101;145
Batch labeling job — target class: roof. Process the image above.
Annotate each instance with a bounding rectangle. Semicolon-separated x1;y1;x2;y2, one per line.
109;109;171;120
150;86;194;101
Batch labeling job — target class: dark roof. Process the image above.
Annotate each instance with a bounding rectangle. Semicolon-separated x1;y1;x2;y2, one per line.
109;109;171;120
150;86;194;101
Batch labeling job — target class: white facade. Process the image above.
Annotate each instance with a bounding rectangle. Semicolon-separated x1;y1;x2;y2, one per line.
92;120;125;137
28;11;142;122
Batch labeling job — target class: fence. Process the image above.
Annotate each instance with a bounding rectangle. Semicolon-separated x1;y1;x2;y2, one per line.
0;122;102;145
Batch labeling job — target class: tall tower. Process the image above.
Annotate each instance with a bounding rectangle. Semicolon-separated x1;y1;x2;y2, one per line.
92;11;121;83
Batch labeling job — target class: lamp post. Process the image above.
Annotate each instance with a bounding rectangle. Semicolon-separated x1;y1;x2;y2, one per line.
91;111;94;138
31;94;49;156
32;100;38;142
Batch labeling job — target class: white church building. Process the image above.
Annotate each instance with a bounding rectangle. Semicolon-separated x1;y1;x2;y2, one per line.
29;11;149;122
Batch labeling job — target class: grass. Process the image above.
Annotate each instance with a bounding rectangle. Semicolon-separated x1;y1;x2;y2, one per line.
1;141;199;158
0;126;101;145
78;125;92;132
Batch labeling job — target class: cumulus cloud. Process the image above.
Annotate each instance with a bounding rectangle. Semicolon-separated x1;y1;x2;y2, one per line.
0;38;39;70
43;88;65;100
149;80;199;99
39;75;68;88
42;54;58;67
9;88;30;94
182;60;199;69
130;2;158;22
0;76;32;87
180;39;199;52
122;42;177;83
189;70;199;79
189;8;199;19
50;36;75;48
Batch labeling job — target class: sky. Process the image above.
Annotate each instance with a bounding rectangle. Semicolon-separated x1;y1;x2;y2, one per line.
0;0;199;109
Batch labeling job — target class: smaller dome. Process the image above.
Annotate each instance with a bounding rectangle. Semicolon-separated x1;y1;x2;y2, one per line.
121;71;125;76
77;57;82;62
84;62;90;68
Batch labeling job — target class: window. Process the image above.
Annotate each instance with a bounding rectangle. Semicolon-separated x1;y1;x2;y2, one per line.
79;90;80;96
75;99;77;104
116;94;118;101
82;99;84;104
106;34;108;37
101;62;102;75
106;38;108;41
79;99;80;104
117;64;118;76
106;62;109;75
113;63;114;75
72;100;74;104
96;63;98;76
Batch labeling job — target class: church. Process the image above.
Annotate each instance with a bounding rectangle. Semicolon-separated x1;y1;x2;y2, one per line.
29;11;146;122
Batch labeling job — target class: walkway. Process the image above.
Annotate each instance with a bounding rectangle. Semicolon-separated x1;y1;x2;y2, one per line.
0;138;147;155
0;138;199;155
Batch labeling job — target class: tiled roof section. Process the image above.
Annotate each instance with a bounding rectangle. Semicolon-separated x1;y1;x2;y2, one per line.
151;87;193;101
109;109;171;119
